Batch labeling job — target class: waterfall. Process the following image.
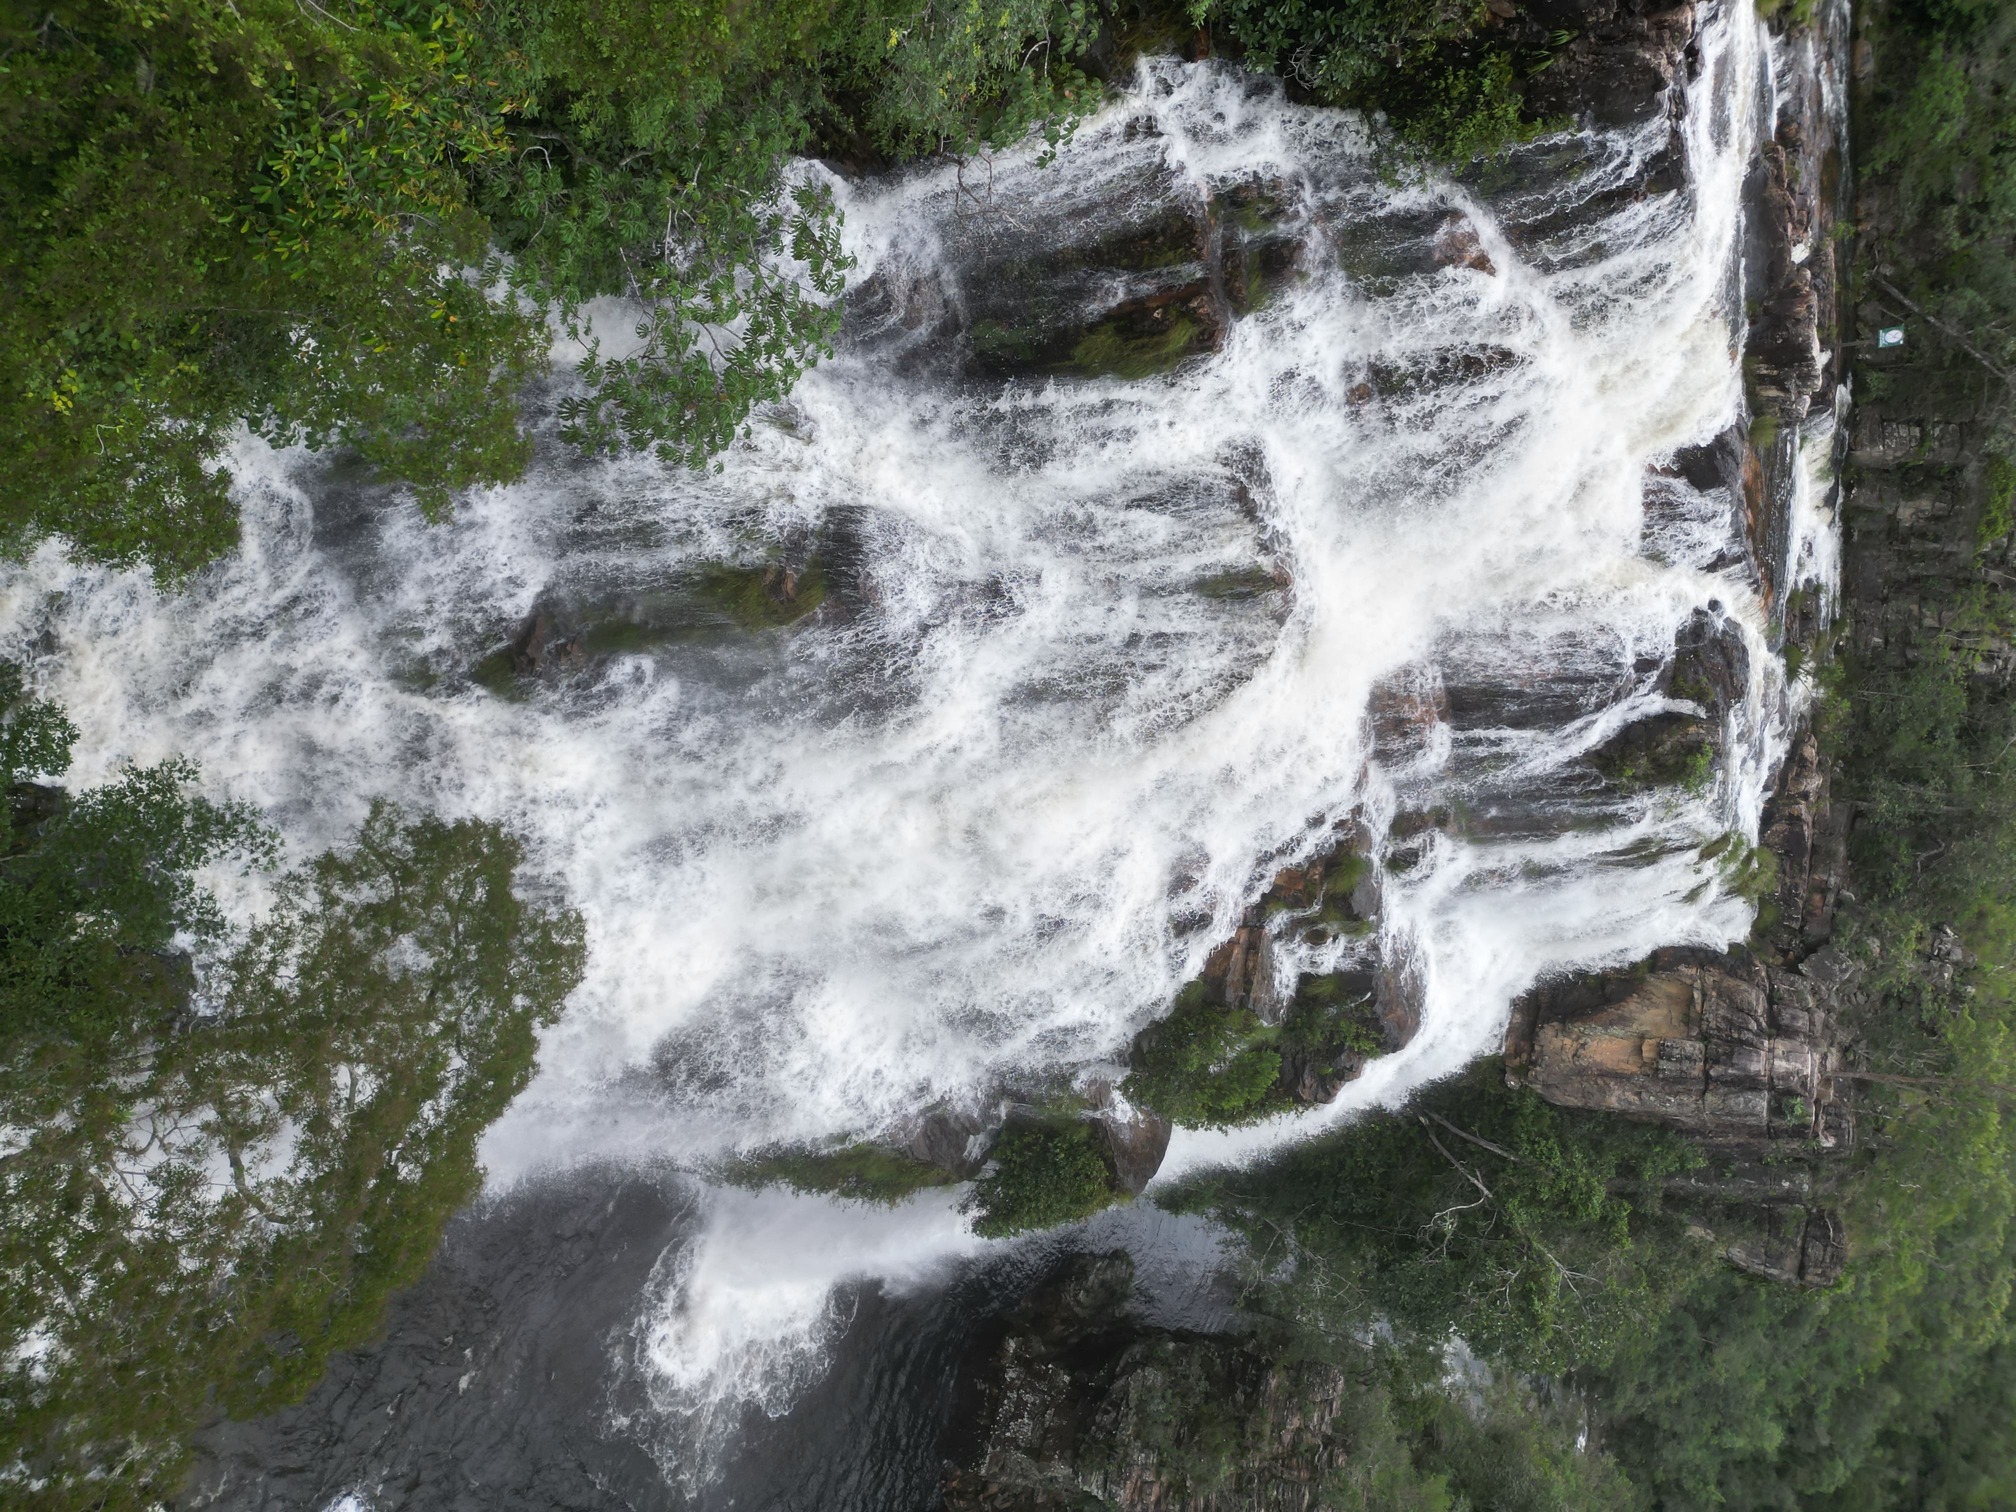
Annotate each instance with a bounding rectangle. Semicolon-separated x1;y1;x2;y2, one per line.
0;0;1809;1483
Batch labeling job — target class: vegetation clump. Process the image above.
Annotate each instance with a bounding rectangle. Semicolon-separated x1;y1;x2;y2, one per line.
1122;979;1285;1129
725;1142;955;1204
1173;1061;1705;1373
1280;969;1381;1059
965;1119;1123;1237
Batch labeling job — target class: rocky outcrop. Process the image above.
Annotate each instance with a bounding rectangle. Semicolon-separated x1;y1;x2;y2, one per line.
942;1254;1362;1512
1747;134;1828;422
1199;918;1281;1025
1584;606;1751;791
506;602;582;677
1504;943;1854;1149
1740;2;1852;627
1721;1203;1847;1288
1519;0;1699;127
1745;11;1848;429
1503;637;1858;1157
898;1104;998;1179
1498;4;1865;1301
939;167;1309;384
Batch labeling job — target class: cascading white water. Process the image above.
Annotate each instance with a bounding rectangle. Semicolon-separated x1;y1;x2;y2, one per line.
0;0;1808;1480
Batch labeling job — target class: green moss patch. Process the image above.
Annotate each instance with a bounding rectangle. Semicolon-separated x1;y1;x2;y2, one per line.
696;559;827;631
1069;310;1205;380
1195;566;1280;601
724;1143;956;1205
469;647;531;700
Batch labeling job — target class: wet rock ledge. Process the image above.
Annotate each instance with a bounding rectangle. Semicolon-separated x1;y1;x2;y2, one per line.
1499;0;1859;1292
940;1254;1366;1512
1501;726;1857;1288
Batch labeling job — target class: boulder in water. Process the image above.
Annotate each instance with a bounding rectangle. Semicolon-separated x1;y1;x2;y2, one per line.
1092;1104;1174;1197
508;603;581;676
1432;211;1498;276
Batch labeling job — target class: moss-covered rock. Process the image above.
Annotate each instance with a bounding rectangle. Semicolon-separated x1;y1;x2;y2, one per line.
695;558;827;630
1590;712;1717;794
721;1142;958;1204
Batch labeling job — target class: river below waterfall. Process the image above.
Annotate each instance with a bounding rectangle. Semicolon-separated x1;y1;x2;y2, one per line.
5;3;1840;1505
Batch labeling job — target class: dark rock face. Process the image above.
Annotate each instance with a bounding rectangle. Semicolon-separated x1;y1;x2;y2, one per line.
1735;3;1850;625
1365;667;1449;768
1722;1203;1847;1289
1520;0;1699;127
1747;136;1827;421
941;164;1313;385
185;1171;1046;1512
941;1254;1358;1512
1744;15;1847;432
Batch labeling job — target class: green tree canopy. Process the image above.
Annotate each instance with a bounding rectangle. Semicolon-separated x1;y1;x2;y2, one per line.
0;0;1096;579
0;675;586;1509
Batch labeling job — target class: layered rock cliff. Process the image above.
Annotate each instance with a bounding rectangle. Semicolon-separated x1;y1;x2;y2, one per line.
941;1255;1377;1512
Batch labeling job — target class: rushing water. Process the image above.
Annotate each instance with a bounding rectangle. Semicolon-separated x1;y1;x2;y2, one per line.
6;1;1830;1497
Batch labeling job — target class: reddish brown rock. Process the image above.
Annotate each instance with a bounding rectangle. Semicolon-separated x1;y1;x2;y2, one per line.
1431;212;1498;276
1200;922;1280;1024
1505;945;1852;1149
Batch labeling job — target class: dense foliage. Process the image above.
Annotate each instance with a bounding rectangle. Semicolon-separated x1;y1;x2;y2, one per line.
965;1119;1122;1236
1179;1064;1707;1374
0;677;585;1509
1190;0;1544;159
0;0;1096;577
1167;993;2016;1509
1860;0;2016;419
1122;978;1285;1127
